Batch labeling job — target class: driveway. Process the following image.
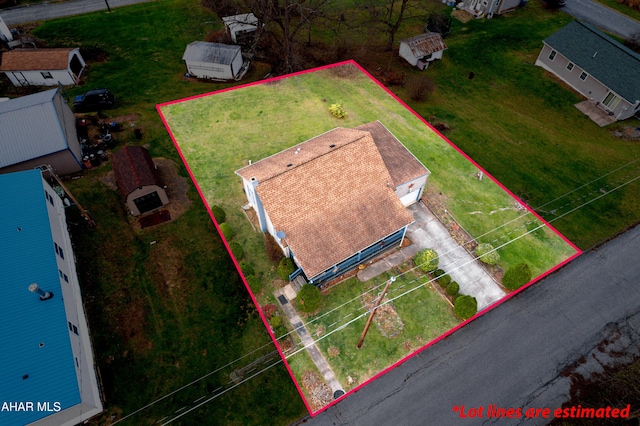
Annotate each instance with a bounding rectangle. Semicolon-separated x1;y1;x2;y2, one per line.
0;0;154;26
405;202;505;310
562;0;640;39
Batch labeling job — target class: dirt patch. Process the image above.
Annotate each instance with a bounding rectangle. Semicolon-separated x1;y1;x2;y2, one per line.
146;235;188;305
452;9;474;23
362;293;404;339
612;126;640;141
301;370;333;412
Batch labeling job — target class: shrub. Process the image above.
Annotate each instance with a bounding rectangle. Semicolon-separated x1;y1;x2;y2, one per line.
297;284;322;313
502;263;532;290
270;315;282;329
454;295;477;320
219;222;234;240
437;274;451;288
262;304;276;319
407;75;435;102
228;241;243;260
239;261;255;277
245;275;262;294
433;269;445;278
210;205;226;223
414;248;439;272
265;233;284;264
329;103;347;118
277;257;296;281
475;243;500;265
446;281;460;296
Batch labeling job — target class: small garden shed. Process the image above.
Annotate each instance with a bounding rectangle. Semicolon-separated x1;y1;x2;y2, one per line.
399;33;447;70
182;41;247;81
112;146;169;216
222;13;259;43
1;48;86;87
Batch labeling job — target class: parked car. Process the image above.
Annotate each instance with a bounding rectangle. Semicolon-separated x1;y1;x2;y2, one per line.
73;89;115;111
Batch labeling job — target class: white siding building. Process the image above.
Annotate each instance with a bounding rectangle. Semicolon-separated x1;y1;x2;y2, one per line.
182;41;248;81
1;48;86;87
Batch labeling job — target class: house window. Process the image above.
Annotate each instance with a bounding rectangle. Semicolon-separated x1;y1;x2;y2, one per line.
41;71;53;79
548;50;557;61
44;190;54;205
59;269;69;283
602;92;620;110
54;242;64;259
566;62;574;71
579;72;588;81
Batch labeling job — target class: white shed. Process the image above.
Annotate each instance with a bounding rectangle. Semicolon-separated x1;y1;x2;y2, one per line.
222;13;259;43
399;33;447;70
182;41;247;81
0;48;86;87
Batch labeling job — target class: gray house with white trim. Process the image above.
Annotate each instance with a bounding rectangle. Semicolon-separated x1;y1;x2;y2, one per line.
0;89;83;176
535;20;640;122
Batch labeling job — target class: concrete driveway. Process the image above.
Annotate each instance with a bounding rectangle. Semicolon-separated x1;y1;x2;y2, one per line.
405;202;505;310
562;0;640;39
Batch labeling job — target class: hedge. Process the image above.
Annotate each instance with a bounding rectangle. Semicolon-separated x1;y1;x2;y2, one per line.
475;243;500;265
414;248;439;272
239;261;255;277
297;284;322;312
219;222;234;240
277;257;296;281
433;269;445;278
245;275;262;294
211;205;226;223
446;281;460;296
437;274;451;288
502;263;532;290
228;241;243;260
454;295;477;320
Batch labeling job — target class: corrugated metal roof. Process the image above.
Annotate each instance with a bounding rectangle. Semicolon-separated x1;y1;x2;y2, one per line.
400;32;447;58
0;169;80;424
544;20;640;102
182;41;240;66
0;48;76;71
0;89;70;169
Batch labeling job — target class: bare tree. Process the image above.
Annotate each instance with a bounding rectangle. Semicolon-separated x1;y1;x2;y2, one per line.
368;0;436;51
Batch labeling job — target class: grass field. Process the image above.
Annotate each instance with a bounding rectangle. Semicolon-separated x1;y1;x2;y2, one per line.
19;0;640;422
159;62;578;411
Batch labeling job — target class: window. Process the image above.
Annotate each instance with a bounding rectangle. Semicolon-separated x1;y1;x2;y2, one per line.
602;92;620;110
41;71;53;79
54;242;64;259
566;62;574;71
59;270;69;283
548;50;556;61
579;72;588;81
44;191;54;205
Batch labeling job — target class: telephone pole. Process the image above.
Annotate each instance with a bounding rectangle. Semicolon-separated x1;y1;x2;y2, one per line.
357;276;395;348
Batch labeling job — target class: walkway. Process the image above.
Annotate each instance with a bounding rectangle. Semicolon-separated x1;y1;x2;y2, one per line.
273;287;345;400
358;202;505;310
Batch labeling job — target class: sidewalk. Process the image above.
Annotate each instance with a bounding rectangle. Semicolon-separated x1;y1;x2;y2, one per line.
274;287;345;399
358;202;505;310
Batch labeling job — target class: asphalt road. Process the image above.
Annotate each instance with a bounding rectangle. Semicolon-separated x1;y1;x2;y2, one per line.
0;0;153;25
562;0;640;39
303;224;640;426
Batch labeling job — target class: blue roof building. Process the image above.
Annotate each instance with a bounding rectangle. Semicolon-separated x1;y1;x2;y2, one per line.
0;169;102;425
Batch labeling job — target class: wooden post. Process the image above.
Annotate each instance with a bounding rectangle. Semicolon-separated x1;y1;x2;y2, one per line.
45;166;97;227
357;276;395;348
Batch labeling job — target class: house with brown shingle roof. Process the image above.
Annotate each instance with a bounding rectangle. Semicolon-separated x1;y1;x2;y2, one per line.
399;33;447;70
112;146;169;216
236;122;430;285
1;48;86;87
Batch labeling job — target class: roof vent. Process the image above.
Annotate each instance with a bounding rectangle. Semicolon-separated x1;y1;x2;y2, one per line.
329;144;336;148
287;163;293;167
28;283;53;301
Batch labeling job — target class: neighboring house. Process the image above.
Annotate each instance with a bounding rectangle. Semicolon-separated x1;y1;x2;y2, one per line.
535;20;640;121
222;13;259;43
112;145;169;216
0;88;83;176
236;121;430;286
1;48;86;87
460;0;522;18
399;33;447;70
0;168;103;426
182;41;248;81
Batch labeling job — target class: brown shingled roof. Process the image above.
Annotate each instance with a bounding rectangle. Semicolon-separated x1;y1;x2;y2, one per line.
356;121;429;185
112;146;163;199
400;32;447;58
0;48;76;71
241;128;414;279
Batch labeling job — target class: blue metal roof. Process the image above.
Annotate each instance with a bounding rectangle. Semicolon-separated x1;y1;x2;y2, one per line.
0;169;80;425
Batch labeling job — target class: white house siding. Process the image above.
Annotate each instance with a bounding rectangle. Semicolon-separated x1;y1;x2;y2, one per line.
399;43;419;66
5;69;77;86
183;42;243;80
395;174;428;206
535;44;636;120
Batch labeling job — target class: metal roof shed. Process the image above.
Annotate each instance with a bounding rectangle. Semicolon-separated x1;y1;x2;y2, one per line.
0;88;83;176
182;41;247;81
0;169;102;425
